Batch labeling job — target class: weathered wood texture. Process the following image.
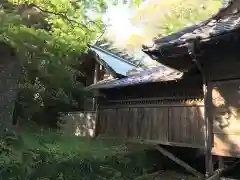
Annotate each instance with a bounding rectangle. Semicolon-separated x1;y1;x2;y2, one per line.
59;111;96;137
102;77;203;101
211;79;240;157
79;53;109;87
169;106;205;146
206;51;240;81
97;100;205;148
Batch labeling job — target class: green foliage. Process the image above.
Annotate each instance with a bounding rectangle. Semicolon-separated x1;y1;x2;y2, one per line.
0;0;152;126
104;0;221;61
132;0;221;36
0;129;157;180
0;0;221;125
151;0;222;36
0;0;106;124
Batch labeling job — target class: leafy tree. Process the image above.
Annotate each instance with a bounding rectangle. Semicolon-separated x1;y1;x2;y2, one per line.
104;0;221;61
1;0;220;127
0;0;106;126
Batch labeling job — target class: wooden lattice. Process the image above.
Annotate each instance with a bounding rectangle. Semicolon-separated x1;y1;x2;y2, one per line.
100;97;204;108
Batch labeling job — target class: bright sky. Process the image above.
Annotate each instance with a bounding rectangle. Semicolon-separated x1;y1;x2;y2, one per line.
101;0;159;66
87;0;222;69
102;2;142;46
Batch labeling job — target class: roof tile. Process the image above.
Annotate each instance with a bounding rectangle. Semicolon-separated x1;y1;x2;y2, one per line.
88;66;182;89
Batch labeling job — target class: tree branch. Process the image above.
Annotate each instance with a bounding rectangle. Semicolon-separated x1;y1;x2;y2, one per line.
29;3;101;32
86;19;104;30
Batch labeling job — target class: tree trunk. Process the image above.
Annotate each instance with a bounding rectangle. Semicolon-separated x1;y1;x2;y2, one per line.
0;42;21;135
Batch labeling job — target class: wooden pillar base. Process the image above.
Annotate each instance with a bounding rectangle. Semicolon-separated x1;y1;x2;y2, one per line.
206;158;240;180
218;157;224;169
205;153;214;178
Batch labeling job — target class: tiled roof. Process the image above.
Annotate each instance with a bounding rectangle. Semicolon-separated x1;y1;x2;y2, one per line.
89;44;142;77
87;65;183;89
167;14;240;46
94;40;147;68
142;0;240;53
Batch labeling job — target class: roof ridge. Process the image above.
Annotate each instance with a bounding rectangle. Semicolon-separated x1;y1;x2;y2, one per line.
89;44;139;67
92;39;148;68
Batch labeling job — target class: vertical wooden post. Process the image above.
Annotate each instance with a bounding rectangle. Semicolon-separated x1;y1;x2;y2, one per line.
204;81;214;177
92;62;100;111
93;99;99;139
92;62;100;139
218;156;224;169
187;39;214;177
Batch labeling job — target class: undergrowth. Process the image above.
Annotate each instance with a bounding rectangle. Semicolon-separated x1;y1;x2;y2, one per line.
0;129;159;180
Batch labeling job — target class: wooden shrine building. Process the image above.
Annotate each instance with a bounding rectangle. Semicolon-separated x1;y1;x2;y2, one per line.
80;42;142;109
88;0;240;179
80;43;142;87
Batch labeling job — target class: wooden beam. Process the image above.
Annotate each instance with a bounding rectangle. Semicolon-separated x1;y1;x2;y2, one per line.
204;82;214;177
154;145;204;179
92;62;100;111
98;136;204;149
92;62;100;138
100;103;204;109
187;40;214;177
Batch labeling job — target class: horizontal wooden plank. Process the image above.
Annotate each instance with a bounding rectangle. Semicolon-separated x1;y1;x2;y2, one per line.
210;78;240;86
107;96;203;102
98;136;204;149
100;104;204;109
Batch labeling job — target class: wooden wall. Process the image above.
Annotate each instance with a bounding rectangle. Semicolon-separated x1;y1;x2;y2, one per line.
202;36;240;157
207;58;240;81
204;38;240;81
102;76;203;100
96;100;205;148
211;79;240;157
